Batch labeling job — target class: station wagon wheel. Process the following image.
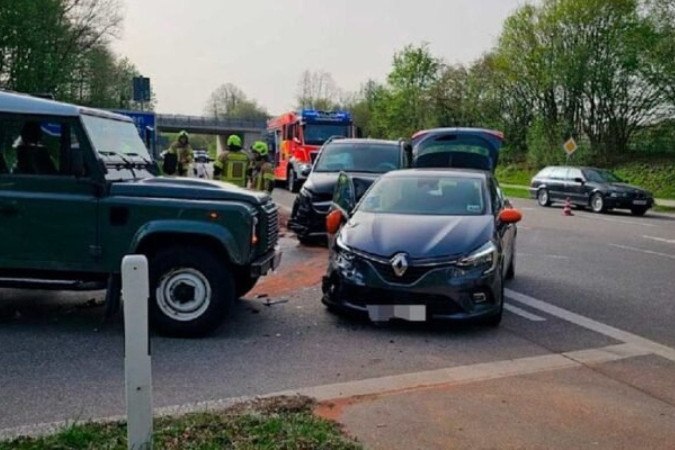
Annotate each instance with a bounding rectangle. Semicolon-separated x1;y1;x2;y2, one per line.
591;193;606;213
537;188;551;207
149;246;234;337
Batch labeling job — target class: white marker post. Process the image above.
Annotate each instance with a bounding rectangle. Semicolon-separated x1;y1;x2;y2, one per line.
122;255;153;450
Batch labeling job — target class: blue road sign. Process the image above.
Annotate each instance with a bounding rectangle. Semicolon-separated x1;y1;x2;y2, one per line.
133;77;151;102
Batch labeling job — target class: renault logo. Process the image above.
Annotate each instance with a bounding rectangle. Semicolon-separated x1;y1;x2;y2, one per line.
391;253;408;277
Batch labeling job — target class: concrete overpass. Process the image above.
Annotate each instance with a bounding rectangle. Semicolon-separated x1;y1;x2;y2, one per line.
156;114;267;153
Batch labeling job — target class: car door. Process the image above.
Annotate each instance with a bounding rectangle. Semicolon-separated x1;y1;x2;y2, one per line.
0;115;100;272
491;178;514;275
548;167;569;201
565;168;586;205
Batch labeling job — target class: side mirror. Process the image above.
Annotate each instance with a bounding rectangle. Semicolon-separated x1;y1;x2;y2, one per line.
499;208;522;224
326;209;344;234
574;177;585;184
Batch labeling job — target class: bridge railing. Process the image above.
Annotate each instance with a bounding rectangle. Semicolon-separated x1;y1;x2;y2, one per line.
157;114;267;130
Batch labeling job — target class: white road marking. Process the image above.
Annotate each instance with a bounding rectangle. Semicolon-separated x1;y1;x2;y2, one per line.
642;235;675;245
579;215;657;228
504;304;547;321
519;252;569;260
506;288;675;362
608;243;675;260
0;343;650;441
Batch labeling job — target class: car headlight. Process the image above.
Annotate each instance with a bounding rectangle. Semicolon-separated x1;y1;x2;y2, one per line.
299;185;312;198
334;235;355;270
457;241;498;275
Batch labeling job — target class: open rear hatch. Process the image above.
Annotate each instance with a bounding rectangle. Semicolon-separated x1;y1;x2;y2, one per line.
411;128;503;172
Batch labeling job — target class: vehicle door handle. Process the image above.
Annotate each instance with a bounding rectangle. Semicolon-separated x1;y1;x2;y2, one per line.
0;200;18;214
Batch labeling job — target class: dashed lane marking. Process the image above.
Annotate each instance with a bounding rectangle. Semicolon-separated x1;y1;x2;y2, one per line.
608;243;675;261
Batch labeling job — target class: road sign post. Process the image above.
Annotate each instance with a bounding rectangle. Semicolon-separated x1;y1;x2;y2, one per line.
122;255;153;450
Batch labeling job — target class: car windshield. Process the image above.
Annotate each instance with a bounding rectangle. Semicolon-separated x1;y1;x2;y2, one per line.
313;142;401;173
584;169;623;183
303;124;350;146
359;174;487;216
81;114;153;180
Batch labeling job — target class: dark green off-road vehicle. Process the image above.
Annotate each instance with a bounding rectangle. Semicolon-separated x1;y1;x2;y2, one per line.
0;91;281;337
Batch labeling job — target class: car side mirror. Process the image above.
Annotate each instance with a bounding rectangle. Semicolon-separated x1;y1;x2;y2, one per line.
574;177;585;184
499;208;522;224
326;209;344;234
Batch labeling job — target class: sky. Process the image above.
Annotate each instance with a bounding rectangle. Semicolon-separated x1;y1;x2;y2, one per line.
113;0;530;116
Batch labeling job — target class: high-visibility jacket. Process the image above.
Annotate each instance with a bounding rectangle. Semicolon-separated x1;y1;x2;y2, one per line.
214;150;250;188
251;161;275;193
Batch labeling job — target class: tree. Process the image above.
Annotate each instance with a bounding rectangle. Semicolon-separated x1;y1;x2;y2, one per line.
295;70;340;110
204;83;268;120
0;0;122;96
494;0;673;163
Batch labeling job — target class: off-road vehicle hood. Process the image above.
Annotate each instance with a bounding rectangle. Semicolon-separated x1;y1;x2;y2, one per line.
109;177;269;205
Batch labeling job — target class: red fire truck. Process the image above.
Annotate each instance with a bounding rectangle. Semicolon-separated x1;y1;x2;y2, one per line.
267;109;358;192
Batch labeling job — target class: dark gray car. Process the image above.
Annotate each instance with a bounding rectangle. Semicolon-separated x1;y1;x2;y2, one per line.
529;166;654;215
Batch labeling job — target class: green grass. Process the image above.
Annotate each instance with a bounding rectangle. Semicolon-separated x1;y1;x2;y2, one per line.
501;185;531;200
496;158;675;199
0;397;361;450
653;204;675;214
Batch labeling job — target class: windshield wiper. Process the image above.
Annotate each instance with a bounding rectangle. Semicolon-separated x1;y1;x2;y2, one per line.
98;151;137;177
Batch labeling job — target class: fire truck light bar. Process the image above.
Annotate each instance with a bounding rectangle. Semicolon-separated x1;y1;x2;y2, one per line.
300;109;352;122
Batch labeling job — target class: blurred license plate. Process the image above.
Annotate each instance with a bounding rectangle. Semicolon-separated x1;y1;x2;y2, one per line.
633;200;647;205
366;305;426;322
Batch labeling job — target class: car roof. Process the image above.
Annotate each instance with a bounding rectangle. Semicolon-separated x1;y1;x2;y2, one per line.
326;138;400;146
383;168;489;180
0;90;132;122
540;165;605;171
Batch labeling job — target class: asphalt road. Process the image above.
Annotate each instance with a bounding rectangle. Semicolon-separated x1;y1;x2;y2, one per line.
1;191;674;433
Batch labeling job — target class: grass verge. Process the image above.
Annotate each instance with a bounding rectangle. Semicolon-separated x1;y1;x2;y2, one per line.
0;396;361;450
501;186;531;200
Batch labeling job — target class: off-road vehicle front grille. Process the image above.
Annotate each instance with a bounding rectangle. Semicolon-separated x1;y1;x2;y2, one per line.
262;201;279;252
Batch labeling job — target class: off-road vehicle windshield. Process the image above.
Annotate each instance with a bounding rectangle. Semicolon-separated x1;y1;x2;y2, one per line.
81;114;154;180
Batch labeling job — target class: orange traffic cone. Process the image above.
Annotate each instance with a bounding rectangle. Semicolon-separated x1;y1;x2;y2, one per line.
563;197;574;216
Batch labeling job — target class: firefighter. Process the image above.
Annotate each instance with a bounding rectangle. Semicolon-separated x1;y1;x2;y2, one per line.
165;130;194;176
213;134;250;188
250;141;275;193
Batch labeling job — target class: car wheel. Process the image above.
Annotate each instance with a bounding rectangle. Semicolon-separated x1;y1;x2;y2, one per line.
235;275;259;299
631;207;647;217
591;193;606;213
149;246;234;337
287;169;299;193
537;188;551;207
